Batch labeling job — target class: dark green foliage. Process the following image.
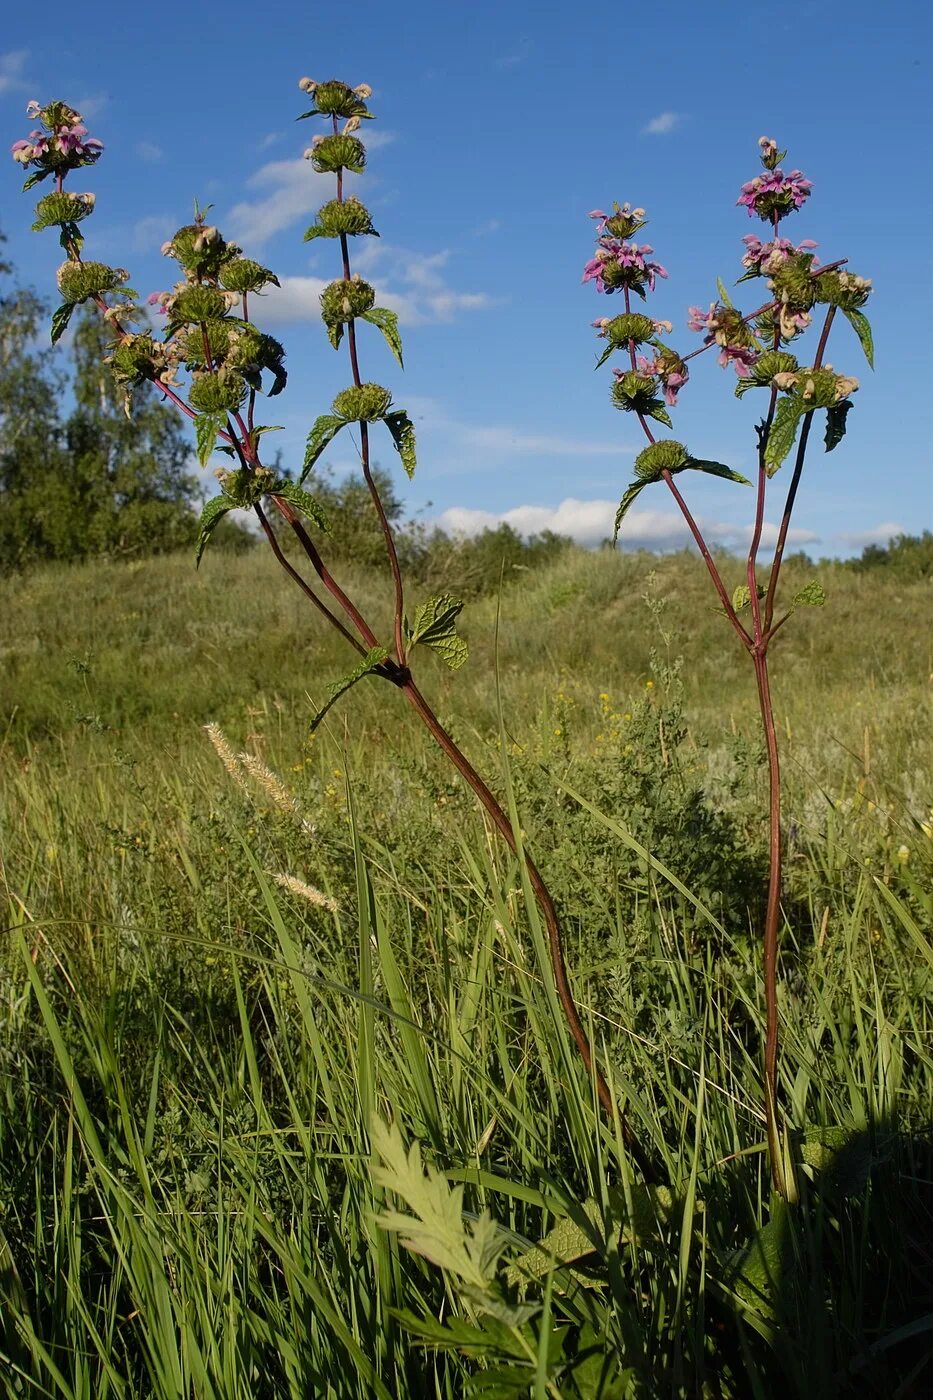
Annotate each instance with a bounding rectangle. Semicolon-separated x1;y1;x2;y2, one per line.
844;531;933;580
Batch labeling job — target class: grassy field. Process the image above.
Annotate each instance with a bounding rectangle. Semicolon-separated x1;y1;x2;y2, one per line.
1;543;932;1398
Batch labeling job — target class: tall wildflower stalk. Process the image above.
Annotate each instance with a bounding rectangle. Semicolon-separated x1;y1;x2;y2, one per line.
10;84;652;1175
583;140;873;1196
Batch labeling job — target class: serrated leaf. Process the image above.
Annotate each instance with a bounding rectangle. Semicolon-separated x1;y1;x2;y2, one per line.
644;400;673;429
195;495;237;567
842;307;874;369
361;306;404;367
594;342;616;369
764;396;803;475
50;302;76;345
612;480;648;542
309;646;389;732
732;584;751;612
301;414;347;482
326;320;344;352
792;580;826;608
824;399;852;453
384;409;417;478
195;414;225;468
685;457;753;486
408;593;468;669
269;481;329;532
505;1185;678;1291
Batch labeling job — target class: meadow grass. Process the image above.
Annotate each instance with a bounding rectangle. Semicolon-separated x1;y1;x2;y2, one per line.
1;545;931;1397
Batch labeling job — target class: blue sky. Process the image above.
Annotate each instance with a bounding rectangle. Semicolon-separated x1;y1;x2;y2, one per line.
2;0;930;554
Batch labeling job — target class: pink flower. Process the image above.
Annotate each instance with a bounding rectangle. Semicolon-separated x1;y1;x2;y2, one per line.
718;344;758;377
737;168;812;221
11;139;34;164
25;100;42;119
583;237;667;294
741;234;817;275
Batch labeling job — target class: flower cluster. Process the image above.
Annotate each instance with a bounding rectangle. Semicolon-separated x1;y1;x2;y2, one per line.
741;234;818;277
10;100;103;177
583;239;667;297
772;365;859;404
687;303;760;377
589;202;647;239
634;347;689;406
737;166;812;222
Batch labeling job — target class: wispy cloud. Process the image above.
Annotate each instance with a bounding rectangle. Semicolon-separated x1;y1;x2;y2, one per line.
495;38;532;69
406;399;627;462
135;141;163;163
642;111;682;136
436;498;819;551
256;246;493;328
227;134;395;248
836;521;905;550
0;50;30;96
74;93;108;119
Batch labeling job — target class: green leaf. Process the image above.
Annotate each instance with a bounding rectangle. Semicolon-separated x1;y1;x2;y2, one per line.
326;320;344;352
792;580;826;608
717;582;764;618
716;276;736;309
505;1185;678;1292
685;457;753;487
594;342;615;369
50;302;76;345
309;646;389;732
726;1200;790;1327
764;396;803;475
22;169;51;193
362;306;404;367
824;399;853;452
268;481;329;532
384;409;417;478
408;593;468;669
612;480;648;542
195;414;225;468
842;307;874;369
301;414;347;483
195;496;237;567
644;400;673;429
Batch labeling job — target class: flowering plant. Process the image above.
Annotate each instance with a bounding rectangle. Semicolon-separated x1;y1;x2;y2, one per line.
9;81;656;1179
583;134;873;1198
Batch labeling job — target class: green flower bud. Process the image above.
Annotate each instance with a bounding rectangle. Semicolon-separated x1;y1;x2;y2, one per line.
768;253;817;312
610;371;659;414
752;350;799;384
319;276;376;325
602;202;648;239
56;260;128;303
306;196;378;240
307;134;366;174
310;79;372;120
180;321;232;369
218;257;279;294
813;268;872;311
188;368;247;414
604;313;657;348
33;190;95;230
163;223;238;278
774;366;858;408
219;464;277;507
169;285;231;324
107;333;167;387
332;382;392;422
634;439;689;481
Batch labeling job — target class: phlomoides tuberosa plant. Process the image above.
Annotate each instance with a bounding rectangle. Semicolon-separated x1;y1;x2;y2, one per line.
11;90;873;1200
10;83;655;1181
582;141;873;1197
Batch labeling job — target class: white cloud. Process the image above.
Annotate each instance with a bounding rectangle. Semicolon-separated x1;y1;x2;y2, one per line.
495;38;532;69
135;141;163;163
642;111;682;136
74;93;108;119
131;214;176;254
403;397;628;462
256;246;493;328
0;50;30;96
436;497;820;550
227;133;395;248
836;521;905;549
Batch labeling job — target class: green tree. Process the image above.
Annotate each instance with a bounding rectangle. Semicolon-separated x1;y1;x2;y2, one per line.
0;235;67;567
62;307;199;558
